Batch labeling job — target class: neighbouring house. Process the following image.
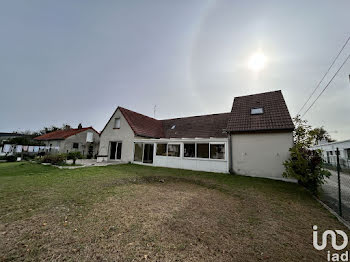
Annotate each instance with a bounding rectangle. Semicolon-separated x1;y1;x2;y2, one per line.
311;139;350;168
34;126;100;157
97;90;294;179
0;133;28;156
0;132;26;144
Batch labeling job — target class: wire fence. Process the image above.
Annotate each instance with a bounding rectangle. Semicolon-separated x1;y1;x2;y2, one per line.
319;148;350;223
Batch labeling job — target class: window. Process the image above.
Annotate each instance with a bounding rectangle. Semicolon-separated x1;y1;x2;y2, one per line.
210;144;225;159
168;144;180;157
134;143;143;162
114;118;121;129
73;143;79;149
86;132;93;142
184;143;195;158
251;108;263;115
143;144;154;163
346;149;350;160
156;143;167;156
197;143;209;158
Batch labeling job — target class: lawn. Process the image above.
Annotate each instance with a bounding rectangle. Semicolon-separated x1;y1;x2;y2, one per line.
0;162;348;261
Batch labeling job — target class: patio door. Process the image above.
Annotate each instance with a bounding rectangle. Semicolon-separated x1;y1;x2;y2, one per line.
143;144;154;164
110;142;122;160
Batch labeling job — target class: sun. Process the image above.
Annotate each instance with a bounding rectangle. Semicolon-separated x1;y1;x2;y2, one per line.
248;52;267;72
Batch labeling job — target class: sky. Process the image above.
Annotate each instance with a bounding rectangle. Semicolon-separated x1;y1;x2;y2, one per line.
0;0;349;140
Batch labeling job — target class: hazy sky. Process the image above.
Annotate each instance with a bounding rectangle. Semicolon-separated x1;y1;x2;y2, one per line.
1;1;349;140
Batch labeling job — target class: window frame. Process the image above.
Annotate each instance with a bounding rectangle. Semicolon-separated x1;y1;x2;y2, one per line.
209;143;225;160
114;118;121;129
251;107;264;115
182;142;226;161
184;143;196;158
167;143;181;157
196;143;210;159
134;143;144;162
156;143;168;156
346;149;350;160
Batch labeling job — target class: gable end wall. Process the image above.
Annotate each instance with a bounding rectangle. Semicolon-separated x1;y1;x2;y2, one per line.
98;109;135;162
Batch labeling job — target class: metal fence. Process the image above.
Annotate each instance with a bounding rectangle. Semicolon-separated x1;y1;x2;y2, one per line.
319;147;350;223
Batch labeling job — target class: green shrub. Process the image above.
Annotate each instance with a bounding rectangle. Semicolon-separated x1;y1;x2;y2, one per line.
22;153;36;161
283;145;331;194
5;155;17;162
283;116;332;195
0;155;17;162
67;151;83;165
41;154;66;165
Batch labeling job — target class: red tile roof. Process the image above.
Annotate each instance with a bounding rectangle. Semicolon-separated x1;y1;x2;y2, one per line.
226;90;294;133
34;127;98;141
103;90;294;139
119;107;165;138
162;113;230;138
116;107;230;138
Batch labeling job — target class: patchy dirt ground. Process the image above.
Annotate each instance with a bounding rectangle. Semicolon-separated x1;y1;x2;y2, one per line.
1;180;348;262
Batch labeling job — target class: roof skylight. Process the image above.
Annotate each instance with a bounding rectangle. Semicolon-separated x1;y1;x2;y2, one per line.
251;108;263;115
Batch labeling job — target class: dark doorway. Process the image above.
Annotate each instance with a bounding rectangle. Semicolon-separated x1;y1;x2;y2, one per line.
110;142;122;160
143;144;154;164
327;151;330;163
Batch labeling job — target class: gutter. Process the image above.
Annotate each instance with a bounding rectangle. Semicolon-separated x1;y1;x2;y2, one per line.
227;131;233;174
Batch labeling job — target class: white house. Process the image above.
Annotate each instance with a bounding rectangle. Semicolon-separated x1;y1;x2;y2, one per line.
311;139;350;168
34;126;100;157
97;90;294;179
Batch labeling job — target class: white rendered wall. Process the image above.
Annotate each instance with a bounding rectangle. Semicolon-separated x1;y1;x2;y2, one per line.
231;132;293;179
97;108;135;162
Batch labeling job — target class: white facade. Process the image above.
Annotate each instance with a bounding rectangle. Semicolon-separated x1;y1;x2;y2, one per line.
97;108;135;163
231;132;294;179
311;139;350;168
41;129;100;156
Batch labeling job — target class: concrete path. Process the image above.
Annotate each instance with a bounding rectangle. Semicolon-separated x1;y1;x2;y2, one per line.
47;159;125;169
321;170;350;221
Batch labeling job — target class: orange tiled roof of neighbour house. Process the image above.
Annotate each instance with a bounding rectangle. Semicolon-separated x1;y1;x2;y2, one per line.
34;127;98;140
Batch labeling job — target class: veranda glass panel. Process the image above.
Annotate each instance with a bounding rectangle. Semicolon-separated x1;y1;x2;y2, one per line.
134;143;143;162
156;143;167;156
184;143;195;157
168;144;180;157
210;144;225;159
197;143;209;158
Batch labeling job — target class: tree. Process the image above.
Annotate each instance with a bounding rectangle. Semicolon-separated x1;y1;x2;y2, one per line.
293;115;313;147
283;116;331;194
309;127;335;145
63;124;71;130
10;124;74;138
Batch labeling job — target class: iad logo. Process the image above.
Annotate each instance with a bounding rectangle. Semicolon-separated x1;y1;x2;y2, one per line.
313;225;349;261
